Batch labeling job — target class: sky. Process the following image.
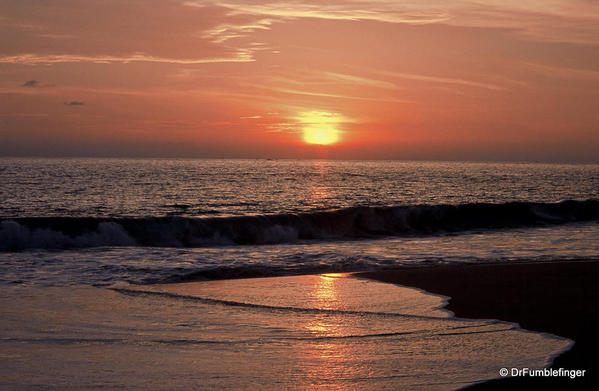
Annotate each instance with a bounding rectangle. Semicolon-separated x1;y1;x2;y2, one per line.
0;0;598;162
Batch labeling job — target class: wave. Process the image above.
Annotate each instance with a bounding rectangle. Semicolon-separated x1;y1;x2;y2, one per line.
112;287;482;322
1;199;598;250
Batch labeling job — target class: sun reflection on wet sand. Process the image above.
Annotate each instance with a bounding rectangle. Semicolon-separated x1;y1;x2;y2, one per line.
301;273;355;389
300;340;360;391
305;275;346;334
310;273;342;308
306;275;343;334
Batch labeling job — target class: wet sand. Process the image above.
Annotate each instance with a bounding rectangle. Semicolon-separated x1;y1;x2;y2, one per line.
357;260;599;390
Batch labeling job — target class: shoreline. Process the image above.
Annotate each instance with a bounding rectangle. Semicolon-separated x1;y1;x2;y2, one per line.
356;260;599;390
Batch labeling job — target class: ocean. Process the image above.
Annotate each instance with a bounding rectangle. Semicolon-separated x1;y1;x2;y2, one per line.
1;158;598;390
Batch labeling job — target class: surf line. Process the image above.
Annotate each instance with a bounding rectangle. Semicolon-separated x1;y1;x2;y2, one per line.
112;286;503;324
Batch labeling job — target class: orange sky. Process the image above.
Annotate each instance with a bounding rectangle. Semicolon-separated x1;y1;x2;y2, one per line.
0;0;598;161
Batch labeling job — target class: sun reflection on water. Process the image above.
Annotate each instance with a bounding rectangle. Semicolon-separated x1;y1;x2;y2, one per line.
312;273;342;309
308;160;334;209
300;274;355;390
305;274;343;334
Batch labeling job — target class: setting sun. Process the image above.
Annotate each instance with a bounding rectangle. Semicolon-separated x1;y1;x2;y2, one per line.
297;111;344;145
303;126;339;145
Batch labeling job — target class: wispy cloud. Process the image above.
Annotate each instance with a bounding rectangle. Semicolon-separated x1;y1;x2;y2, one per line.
188;0;599;43
0;0;264;66
203;19;273;44
187;1;449;24
373;70;507;91
271;87;411;103
22;80;40;88
0;113;49;118
20;79;55;88
323;72;396;90
2;0;596;73
523;62;599;81
0;52;255;65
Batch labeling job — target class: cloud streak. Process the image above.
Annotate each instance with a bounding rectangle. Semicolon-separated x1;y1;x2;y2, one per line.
22;80;40;88
0;53;255;66
1;0;597;70
189;0;599;43
270;87;411;103
374;70;507;91
0;0;264;65
187;1;449;24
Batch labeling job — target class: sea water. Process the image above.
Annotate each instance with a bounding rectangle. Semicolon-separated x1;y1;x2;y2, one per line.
1;276;571;390
1;158;598;389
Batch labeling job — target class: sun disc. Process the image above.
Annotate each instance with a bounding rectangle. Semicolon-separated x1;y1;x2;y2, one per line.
297;111;343;145
303;125;339;145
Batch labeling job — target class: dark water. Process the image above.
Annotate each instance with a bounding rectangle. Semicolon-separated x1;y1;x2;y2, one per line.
1;158;598;285
2;158;598;218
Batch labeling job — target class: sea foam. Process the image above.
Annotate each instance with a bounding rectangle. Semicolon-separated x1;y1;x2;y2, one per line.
1;199;598;250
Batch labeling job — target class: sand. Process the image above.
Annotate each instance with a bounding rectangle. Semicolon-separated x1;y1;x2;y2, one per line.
4;275;566;390
357;260;599;390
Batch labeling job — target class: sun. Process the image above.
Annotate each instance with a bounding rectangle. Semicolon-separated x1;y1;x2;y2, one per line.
303;125;339;145
297;111;343;145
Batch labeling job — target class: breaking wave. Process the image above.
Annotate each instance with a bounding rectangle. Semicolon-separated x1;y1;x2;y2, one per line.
1;199;598;251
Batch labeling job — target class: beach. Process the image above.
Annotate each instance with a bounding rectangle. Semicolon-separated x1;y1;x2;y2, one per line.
358;259;599;389
0;270;574;390
1;159;598;390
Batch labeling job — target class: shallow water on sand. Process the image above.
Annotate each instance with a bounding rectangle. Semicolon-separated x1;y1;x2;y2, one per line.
0;274;570;390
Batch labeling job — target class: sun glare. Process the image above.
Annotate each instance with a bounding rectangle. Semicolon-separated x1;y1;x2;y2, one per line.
303;125;339;145
297;111;343;145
